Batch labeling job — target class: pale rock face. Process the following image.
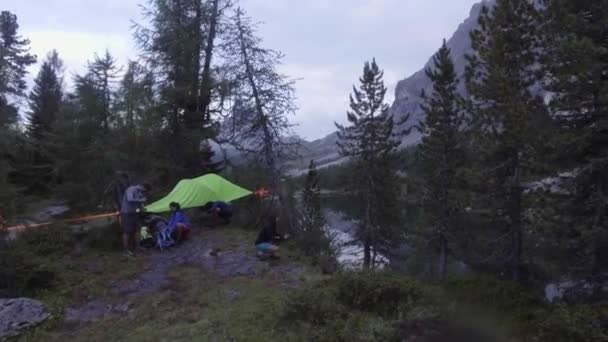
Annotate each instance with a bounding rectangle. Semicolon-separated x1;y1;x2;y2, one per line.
391;0;495;137
287;1;495;173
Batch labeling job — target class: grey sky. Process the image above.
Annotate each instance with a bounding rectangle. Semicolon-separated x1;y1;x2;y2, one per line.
6;0;478;140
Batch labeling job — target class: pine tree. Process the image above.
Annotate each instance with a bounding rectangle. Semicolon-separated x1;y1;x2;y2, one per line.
27;54;63;141
541;0;608;283
24;52;63;194
418;40;467;280
335;59;406;268
87;50;120;131
302;160;325;234
465;0;549;281
0;11;35;215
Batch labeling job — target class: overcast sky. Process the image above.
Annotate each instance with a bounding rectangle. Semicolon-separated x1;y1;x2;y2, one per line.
6;0;478;140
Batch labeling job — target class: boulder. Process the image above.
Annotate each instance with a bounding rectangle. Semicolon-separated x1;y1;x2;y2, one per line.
0;298;51;338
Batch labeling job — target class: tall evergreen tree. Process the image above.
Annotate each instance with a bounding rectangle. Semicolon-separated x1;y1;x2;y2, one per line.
27;54;63;141
541;0;608;283
465;0;548;281
0;11;35;216
87;50;120;131
335;59;406;268
418;40;467;280
135;0;232;178
24;52;63;193
0;11;36;126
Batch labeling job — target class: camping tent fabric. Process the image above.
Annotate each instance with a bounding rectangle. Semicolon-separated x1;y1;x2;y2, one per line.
145;174;252;213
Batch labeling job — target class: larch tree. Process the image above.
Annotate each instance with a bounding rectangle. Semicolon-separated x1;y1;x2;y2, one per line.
465;0;549;281
134;0;232;179
335;59;406;268
418;40;467;280
221;7;298;199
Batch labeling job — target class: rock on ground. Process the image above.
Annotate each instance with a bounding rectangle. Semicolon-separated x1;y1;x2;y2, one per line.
0;298;51;338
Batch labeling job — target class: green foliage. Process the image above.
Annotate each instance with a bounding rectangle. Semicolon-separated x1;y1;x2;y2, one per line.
418;40;468;279
538;303;608;342
464;0;549;281
445;275;543;324
292;160;337;272
539;0;608;279
0;225;75;297
0;11;37;100
335;59;406;268
284;272;429;324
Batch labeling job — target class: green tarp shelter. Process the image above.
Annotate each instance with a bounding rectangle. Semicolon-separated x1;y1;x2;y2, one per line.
145;174;252;213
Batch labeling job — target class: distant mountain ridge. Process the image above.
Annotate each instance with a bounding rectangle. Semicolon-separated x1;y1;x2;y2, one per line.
287;0;494;175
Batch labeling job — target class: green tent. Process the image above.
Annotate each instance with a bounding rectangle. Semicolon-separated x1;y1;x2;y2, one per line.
145;174;252;213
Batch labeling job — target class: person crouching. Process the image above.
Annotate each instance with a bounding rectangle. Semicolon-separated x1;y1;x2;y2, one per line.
255;214;287;260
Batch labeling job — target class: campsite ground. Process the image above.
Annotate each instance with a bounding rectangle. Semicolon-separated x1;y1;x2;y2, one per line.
14;225;319;342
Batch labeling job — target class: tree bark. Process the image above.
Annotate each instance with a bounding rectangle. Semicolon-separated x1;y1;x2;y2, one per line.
511;153;523;282
438;233;448;280
200;0;220;124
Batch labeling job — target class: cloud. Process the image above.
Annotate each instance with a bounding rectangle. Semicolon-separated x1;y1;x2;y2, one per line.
11;0;481;140
25;30;134;82
281;63;400;140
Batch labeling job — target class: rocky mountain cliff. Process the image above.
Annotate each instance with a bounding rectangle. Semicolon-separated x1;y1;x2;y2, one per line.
288;0;494;174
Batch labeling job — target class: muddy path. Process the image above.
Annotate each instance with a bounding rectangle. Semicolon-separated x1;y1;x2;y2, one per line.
65;229;305;323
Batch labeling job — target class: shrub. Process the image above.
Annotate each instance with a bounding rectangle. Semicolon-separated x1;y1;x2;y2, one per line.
281;272;433;341
537;303;608;342
334;272;427;317
445;275;543;323
0;225;74;297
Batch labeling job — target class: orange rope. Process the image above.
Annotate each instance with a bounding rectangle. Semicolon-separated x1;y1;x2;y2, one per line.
3;212;120;233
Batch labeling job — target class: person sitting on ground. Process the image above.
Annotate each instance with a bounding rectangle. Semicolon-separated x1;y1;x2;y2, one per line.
120;183;151;258
204;201;233;225
255;214;288;260
167;202;191;243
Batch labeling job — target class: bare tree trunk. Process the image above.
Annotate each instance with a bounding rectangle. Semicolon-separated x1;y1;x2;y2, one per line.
511;153;523;282
200;0;220;124
438;233;447;280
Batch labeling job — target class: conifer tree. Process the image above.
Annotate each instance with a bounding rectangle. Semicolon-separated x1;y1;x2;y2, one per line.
222;8;297;197
298;160;334;263
24;52;63;193
0;11;35;214
418;40;467;280
541;0;608;283
27;53;63;141
465;0;548;281
87;50;120;131
0;11;36;126
302;160;324;234
134;0;232;179
336;59;406;268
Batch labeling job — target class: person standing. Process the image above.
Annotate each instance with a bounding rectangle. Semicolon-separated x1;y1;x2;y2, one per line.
120;183;150;257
